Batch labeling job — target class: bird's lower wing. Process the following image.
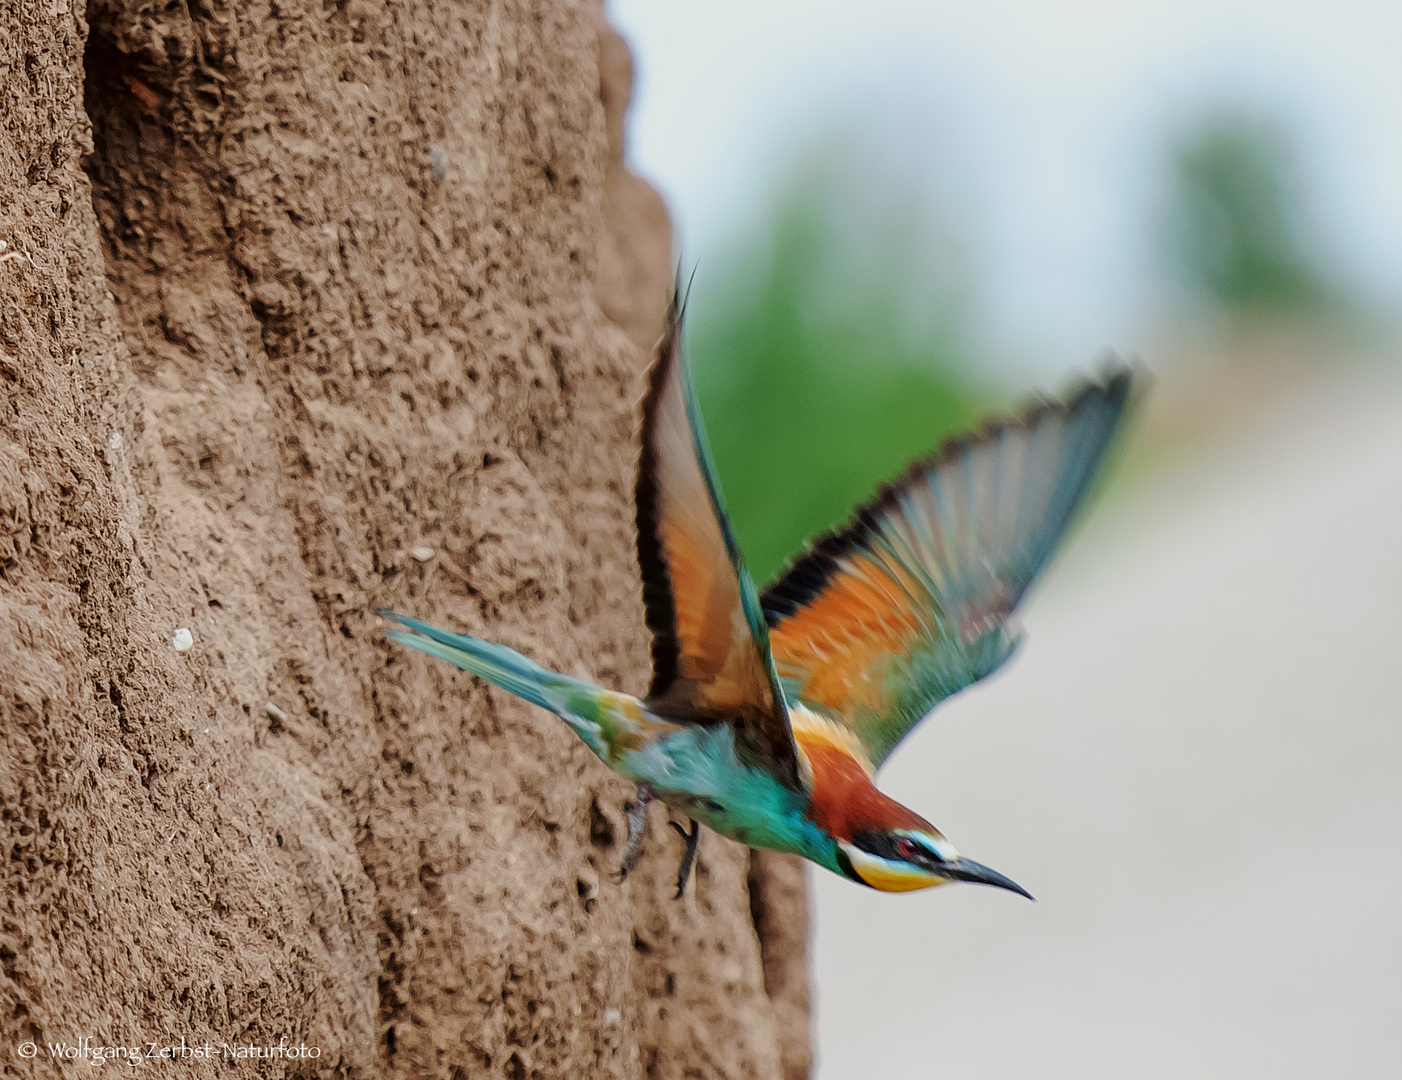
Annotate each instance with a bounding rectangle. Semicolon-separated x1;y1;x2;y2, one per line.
761;365;1139;769
634;289;802;790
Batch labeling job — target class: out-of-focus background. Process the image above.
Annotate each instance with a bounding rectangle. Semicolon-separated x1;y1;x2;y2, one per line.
610;1;1401;1076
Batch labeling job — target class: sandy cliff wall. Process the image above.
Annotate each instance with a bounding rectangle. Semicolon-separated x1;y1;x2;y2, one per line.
0;0;808;1074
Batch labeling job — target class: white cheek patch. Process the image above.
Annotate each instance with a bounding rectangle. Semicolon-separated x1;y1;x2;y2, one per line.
839;842;945;893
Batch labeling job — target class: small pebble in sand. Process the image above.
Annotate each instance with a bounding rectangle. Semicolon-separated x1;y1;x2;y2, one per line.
429;144;449;183
264;701;289;724
409;545;436;563
172;627;194;652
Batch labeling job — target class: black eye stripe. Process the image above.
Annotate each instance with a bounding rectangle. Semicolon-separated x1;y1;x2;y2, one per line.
852;830;935;864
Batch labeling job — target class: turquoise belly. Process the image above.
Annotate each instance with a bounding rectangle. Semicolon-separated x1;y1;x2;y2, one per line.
616;722;837;872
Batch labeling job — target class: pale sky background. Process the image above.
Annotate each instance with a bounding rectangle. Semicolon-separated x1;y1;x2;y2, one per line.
609;0;1402;374
809;366;1402;1078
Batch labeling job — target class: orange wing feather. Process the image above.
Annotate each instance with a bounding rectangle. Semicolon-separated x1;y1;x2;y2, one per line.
763;367;1139;769
635;296;802;789
769;552;926;716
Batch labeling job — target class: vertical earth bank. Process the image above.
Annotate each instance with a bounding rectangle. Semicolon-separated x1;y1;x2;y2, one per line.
0;0;810;1075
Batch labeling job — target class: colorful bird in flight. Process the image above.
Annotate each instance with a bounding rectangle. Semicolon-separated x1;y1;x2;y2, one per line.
379;293;1137;900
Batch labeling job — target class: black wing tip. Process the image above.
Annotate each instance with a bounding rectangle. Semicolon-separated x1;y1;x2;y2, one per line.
635;266;700;698
635;363;680;696
1012;356;1142;429
644;264;693;406
654;263;697;348
759;360;1147;624
673;263;699;323
1085;352;1154;414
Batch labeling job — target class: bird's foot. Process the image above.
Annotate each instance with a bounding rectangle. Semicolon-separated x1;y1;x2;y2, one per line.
668;818;701;900
613;784;655;884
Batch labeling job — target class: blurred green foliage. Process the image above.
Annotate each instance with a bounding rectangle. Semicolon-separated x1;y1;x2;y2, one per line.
1162;109;1341;316
686;147;989;585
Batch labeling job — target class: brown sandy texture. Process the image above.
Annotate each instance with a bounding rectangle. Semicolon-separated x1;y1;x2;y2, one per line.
0;0;809;1075
747;853;812;1080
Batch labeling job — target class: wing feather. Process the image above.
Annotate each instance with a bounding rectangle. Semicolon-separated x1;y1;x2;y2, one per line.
635;294;803;790
762;366;1139;769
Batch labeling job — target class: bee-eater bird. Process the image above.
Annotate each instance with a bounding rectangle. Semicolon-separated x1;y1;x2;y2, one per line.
379;294;1137;900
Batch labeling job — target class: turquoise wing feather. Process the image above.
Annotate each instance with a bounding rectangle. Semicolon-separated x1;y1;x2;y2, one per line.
760;366;1139;770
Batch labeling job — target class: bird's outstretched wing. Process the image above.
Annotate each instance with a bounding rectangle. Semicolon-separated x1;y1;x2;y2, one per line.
760;367;1138;771
635;294;804;791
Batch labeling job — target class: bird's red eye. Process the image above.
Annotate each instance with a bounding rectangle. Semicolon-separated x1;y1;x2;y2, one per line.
896;837;918;860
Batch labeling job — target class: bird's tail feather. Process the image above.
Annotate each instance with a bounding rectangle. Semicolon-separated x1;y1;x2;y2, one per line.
376;607;585;715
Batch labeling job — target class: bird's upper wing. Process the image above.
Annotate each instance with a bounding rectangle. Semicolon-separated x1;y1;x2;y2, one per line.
635;295;804;791
760;367;1138;771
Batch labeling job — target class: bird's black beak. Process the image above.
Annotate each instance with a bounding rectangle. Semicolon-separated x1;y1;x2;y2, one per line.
943;857;1035;901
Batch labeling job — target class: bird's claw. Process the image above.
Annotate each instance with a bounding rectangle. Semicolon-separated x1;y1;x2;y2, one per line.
614;784;654;883
610;786;701;899
669;818;701;900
